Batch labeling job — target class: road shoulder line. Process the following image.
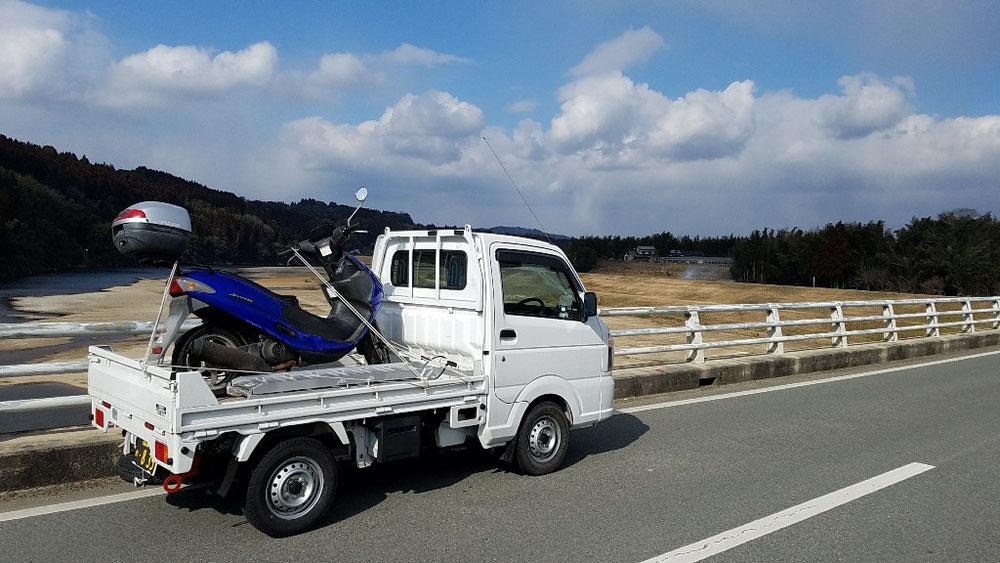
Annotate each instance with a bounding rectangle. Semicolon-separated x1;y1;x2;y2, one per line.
0;487;165;523
645;462;935;562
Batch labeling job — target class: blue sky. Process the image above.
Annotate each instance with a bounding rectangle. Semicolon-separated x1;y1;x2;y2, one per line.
2;0;998;236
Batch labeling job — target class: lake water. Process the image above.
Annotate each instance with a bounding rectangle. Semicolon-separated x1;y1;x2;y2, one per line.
0;267;167;323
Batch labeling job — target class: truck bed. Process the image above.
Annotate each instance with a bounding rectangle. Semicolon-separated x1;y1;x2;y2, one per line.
88;346;486;474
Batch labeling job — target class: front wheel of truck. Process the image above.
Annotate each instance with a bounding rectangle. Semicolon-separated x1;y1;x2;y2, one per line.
243;437;337;537
514;401;570;476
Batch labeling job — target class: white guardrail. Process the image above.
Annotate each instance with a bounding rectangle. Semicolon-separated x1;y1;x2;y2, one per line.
1;297;999;420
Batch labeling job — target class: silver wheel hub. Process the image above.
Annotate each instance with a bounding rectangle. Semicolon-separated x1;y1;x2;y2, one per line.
266;456;324;520
528;416;560;462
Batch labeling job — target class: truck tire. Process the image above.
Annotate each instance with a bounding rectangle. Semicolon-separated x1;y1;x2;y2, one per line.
514;401;570;476
243;437;337;537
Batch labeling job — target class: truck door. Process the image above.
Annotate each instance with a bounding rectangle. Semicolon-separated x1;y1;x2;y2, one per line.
490;246;606;420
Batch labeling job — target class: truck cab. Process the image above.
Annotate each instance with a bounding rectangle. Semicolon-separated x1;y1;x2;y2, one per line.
372;226;615;450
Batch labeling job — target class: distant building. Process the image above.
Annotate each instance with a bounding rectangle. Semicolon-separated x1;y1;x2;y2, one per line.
624;245;657;261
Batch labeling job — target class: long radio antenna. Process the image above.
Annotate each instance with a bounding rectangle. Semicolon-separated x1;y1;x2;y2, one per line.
482;136;552;244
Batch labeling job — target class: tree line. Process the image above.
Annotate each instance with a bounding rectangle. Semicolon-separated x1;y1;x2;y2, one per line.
566;212;1000;296
729;213;1000;296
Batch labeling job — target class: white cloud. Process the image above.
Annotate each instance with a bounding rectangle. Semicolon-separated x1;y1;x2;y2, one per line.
102;41;277;107
379;43;469;66
549;71;756;163
0;0;106;100
281;90;484;168
267;69;999;236
818;74;914;139
570;27;665;78
506;99;538;113
283;43;468;102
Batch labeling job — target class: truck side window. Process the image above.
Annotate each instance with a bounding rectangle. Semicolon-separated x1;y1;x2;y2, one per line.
390;250;468;290
497;250;582;320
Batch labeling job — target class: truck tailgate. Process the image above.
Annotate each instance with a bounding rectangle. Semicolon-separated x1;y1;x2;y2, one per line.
88;346;181;432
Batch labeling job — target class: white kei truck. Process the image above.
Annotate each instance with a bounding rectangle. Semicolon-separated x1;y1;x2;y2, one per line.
88;227;614;536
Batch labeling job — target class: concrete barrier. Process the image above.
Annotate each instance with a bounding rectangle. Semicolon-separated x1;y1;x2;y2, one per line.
2;331;998;493
0;429;121;493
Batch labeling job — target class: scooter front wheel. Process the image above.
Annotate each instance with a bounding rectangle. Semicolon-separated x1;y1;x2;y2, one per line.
172;324;247;394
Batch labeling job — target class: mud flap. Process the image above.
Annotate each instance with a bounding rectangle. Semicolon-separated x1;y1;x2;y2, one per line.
499;439;517;463
215;456;240;497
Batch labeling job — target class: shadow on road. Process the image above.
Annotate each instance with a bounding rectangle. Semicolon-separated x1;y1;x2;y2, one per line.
162;412;649;532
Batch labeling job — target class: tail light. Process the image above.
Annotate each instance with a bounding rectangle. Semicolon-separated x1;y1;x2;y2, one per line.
168;278;183;296
94;407;105;428
115;209;147;220
155;441;169;464
169;276;215;296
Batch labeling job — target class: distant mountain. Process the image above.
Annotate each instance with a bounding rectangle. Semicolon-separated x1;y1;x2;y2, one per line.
0;134;420;279
485;225;571;241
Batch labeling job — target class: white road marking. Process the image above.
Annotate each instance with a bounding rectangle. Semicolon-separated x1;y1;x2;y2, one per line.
617;349;1000;414
643;462;935;563
0;487;166;523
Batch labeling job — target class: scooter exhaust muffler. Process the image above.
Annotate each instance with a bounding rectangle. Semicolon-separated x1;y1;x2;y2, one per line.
187;339;273;373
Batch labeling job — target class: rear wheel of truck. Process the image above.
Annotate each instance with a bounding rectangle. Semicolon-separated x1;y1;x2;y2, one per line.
514;401;570;476
243;437;337;537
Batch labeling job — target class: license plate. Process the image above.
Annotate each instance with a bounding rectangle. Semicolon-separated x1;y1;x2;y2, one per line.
133;439;157;474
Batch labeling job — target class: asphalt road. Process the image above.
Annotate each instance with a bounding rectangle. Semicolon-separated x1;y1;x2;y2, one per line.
1;352;998;562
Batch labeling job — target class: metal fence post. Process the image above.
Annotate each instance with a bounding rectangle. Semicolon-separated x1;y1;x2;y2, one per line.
993;299;1000;330
766;307;784;354
882;303;898;342
925;302;941;337
830;305;847;348
685;310;705;363
961;299;975;333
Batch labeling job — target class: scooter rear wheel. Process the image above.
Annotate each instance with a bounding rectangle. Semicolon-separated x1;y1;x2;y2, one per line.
172;324;247;394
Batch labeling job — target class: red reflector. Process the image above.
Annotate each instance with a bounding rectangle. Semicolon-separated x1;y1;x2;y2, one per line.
120;209;147;220
94;408;104;427
101;401;111;409
152;346;163;355
168;278;183;296
144;422;154;431
155;441;169;463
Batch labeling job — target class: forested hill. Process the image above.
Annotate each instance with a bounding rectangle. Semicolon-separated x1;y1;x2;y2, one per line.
0;135;420;280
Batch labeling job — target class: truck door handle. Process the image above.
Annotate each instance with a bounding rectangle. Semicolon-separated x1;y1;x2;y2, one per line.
499;329;517;340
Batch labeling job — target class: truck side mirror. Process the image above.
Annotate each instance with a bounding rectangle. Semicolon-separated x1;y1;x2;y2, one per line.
582;291;598;320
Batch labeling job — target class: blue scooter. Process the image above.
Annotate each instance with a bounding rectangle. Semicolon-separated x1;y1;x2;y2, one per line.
114;187;389;394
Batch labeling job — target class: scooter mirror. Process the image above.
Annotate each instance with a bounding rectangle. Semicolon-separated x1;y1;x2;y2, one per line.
355;186;368;203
